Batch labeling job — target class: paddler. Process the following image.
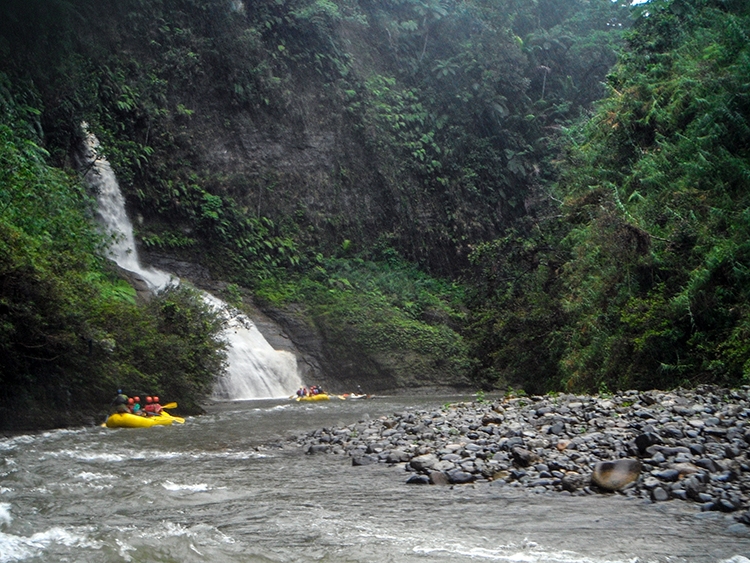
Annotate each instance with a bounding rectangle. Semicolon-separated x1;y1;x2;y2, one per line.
133;396;143;414
143;396;163;415
143;396;156;415
152;396;163;414
111;390;129;413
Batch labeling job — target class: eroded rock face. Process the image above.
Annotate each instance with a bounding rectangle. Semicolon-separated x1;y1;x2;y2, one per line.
591;459;641;491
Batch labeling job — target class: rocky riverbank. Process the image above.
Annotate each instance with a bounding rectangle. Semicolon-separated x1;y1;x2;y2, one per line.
291;386;750;526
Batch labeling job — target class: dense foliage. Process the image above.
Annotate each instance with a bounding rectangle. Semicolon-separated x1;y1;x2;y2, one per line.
0;0;628;274
6;0;747;427
0;78;226;428
468;0;750;393
256;253;473;388
0;0;630;413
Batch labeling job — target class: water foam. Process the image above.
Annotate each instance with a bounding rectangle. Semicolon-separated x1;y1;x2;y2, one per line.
81;124;172;290
75;471;117;482
0;526;101;563
0;435;35;453
0;504;11;528
43;448;184;463
411;542;633;563
203;294;303;400
162;481;210;493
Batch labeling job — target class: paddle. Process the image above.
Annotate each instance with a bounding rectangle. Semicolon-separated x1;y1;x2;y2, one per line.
156;402;184;423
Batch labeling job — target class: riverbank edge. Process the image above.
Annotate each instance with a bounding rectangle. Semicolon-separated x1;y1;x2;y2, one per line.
289;385;750;530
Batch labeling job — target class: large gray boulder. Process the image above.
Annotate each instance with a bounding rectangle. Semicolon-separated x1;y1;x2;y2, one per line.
591;459;641;491
409;454;439;472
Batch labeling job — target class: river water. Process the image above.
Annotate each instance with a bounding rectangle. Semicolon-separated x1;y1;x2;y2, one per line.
1;396;749;563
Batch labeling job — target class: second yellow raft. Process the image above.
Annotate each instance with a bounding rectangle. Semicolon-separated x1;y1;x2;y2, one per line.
296;393;330;402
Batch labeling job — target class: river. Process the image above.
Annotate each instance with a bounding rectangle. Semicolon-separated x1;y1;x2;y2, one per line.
1;396;749;563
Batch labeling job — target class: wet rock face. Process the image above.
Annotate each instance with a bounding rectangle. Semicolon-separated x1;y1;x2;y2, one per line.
292;386;750;525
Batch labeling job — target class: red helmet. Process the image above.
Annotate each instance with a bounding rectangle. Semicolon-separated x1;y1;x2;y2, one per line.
134;396;140;402
128;398;134;405
153;396;159;403
146;396;153;403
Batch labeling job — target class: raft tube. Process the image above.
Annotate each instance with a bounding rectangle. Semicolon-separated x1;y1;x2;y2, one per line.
296;394;330;402
105;412;175;428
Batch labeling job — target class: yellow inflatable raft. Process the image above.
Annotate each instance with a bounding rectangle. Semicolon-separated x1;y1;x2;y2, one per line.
296;393;330;402
105;411;177;428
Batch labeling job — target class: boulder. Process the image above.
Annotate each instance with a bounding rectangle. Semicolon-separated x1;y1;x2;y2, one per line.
634;432;661;455
511;447;537;467
409;454;439;472
386;450;411;463
352;455;378;466
482;414;504;425
429;471;451;486
671;462;700;477
683;475;706;501
651;487;670;502
561;472;589;493
447;469;476;484
556;439;571;451
591;459;641;491
654;469;680;482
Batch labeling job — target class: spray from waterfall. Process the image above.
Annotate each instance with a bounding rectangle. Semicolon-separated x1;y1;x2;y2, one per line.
80;123;302;399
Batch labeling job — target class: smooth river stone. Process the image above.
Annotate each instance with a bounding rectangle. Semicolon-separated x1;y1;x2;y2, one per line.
591;459;641;491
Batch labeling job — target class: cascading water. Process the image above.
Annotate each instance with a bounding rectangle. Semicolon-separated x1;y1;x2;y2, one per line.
203;294;302;399
81;124;172;290
80;124;302;399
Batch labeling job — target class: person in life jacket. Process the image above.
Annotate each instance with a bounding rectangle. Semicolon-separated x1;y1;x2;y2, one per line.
143;396;161;415
111;390;129;413
143;396;154;414
151;396;163;414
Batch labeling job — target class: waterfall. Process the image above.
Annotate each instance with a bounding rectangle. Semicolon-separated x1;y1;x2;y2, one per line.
203;294;302;399
81;124;302;400
81;126;172;290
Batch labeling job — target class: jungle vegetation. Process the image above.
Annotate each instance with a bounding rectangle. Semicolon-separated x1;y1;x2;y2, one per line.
467;0;750;393
0;80;226;428
0;0;748;428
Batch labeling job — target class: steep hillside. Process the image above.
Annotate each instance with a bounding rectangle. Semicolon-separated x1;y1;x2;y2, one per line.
468;0;750;393
0;0;631;428
1;0;627;271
